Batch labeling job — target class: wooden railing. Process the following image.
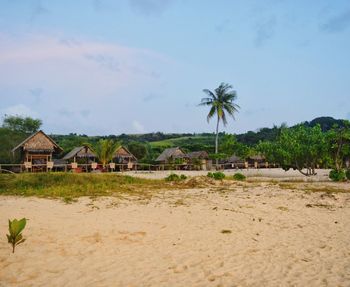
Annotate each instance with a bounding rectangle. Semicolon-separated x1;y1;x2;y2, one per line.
0;162;276;174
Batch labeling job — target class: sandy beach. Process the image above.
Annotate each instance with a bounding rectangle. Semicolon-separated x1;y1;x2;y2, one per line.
1;171;350;286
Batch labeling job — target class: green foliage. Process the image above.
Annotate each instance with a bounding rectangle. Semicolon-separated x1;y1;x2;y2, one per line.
94;139;119;167
207;171;225;180
2;115;42;134
257;125;327;176
127;141;148;160
7;218;26;253
165;173;187;182
232;173;246;181
329;169;346;182
346;169;350;180
0;128;27;163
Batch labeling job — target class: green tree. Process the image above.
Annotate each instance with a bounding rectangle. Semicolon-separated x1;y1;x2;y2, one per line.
2;115;42;134
199;83;240;164
326;121;350;171
257;125;327;176
94;139;119;167
127;141;148;160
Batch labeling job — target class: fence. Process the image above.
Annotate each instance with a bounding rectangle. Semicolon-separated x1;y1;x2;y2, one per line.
0;161;276;174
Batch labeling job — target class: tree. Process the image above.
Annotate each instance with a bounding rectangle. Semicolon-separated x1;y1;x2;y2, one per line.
2;115;42;134
94;139;119;168
326;121;350;171
199;83;240;164
257;125;327;176
127;141;148;160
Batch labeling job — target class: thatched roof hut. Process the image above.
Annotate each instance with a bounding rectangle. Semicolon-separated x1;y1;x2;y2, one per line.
62;145;96;162
12;130;62;164
187;151;209;160
113;146;137;164
156;147;187;163
227;155;244;163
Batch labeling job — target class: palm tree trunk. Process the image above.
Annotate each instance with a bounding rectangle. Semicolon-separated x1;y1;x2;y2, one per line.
215;115;219;166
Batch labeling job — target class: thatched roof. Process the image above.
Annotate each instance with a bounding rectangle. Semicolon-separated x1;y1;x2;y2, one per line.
156;147;186;162
187;151;209;159
12;130;62;153
62;145;96;160
227;155;244;163
249;155;265;161
113;146;137;161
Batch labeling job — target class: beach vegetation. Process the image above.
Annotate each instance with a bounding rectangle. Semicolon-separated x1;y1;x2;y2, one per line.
7;218;27;253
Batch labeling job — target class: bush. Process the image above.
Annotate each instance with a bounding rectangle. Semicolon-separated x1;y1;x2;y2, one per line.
207;171;225;180
329;169;346;182
232;173;246;181
165;173;187;182
346;169;350;180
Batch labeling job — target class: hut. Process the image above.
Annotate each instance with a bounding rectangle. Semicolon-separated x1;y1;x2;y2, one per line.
248;155;267;168
155;147;187;164
186;151;211;170
62;145;96;163
226;155;245;169
12;130;62;169
113;146;137;169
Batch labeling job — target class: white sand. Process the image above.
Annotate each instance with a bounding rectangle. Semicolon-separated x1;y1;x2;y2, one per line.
1;177;350;286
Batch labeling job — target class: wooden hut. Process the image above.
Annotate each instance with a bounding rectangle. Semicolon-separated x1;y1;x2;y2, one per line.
155;147;187;164
12;130;62;168
186;151;211;170
62;145;96;163
226;155;245;169
113;146;137;169
248;155;267;168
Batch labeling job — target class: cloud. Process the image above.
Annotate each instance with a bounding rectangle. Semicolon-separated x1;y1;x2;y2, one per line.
1;104;38;118
320;9;350;33
84;54;120;71
254;15;276;47
132;120;146;133
30;0;49;21
128;0;173;16
0;33;173;134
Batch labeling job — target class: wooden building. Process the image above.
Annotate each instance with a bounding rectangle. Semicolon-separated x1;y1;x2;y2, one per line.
113;146;137;166
186;151;211;170
226;155;245;169
12;130;62;167
155;147;187;164
62;145;96;163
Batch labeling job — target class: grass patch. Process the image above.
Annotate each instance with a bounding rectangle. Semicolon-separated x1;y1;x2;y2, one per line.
0;173;192;200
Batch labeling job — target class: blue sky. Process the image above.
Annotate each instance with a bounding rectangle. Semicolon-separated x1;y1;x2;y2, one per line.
0;0;349;135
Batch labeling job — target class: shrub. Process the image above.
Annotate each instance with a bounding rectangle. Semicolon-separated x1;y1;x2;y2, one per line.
232;173;246;181
207;171;225;180
329;169;346;182
7;218;27;253
346;169;350;180
165;173;187;182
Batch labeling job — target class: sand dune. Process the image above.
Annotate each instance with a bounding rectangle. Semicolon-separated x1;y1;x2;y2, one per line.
1;178;349;286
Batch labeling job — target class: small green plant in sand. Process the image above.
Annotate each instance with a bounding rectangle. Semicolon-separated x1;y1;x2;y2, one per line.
165;173;187;182
232;173;246;181
329;169;346;182
7;218;27;253
207;172;225;180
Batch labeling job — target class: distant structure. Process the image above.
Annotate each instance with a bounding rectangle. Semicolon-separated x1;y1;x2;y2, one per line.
113;146;137;169
12;130;62;168
156;147;187;164
62;145;96;163
186;151;211;170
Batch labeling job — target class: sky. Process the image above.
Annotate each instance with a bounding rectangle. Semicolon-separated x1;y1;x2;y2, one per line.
0;0;349;135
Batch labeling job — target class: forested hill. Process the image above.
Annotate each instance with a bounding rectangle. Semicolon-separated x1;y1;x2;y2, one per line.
0;116;348;163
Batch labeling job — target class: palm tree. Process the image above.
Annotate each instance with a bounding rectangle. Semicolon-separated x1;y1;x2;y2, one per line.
199;82;240;164
94;139;119;168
